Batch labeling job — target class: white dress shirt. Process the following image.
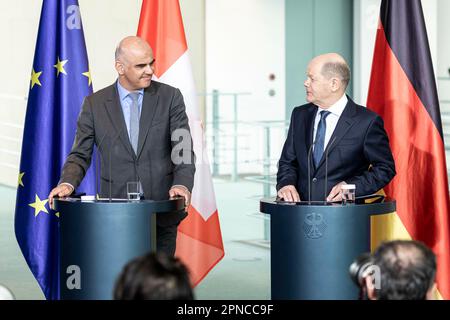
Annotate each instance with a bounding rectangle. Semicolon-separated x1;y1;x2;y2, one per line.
313;94;348;150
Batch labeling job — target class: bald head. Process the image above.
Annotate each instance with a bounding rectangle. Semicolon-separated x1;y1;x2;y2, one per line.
312;53;350;89
115;36;155;91
115;36;153;63
304;53;350;107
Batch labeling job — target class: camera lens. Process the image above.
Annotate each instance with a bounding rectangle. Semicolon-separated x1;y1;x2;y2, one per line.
349;252;373;286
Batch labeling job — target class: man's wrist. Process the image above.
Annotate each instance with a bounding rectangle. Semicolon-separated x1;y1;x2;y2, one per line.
171;185;189;192
60;182;75;192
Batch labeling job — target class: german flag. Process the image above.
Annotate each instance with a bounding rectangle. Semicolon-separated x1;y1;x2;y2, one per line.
367;0;450;299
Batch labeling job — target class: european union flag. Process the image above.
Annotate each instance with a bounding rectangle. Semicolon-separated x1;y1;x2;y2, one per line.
14;0;95;300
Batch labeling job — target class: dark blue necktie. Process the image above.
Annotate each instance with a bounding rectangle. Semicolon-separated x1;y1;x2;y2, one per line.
313;110;331;167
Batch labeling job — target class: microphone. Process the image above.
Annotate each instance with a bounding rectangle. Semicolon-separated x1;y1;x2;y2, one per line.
108;128;124;202
324;136;337;204
307;141;315;204
95;132;108;201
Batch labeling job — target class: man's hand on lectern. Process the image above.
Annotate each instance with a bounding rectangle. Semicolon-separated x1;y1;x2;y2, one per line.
277;185;300;202
48;183;74;208
169;185;191;207
327;181;347;202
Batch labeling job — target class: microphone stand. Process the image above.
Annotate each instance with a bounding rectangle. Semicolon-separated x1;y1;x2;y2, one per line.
95;133;108;201
307;142;315;205
324;136;337;204
133;149;140;199
109;129;123;202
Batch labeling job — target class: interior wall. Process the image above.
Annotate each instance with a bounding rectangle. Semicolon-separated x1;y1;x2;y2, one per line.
285;0;353;116
206;0;285;175
437;0;450;78
437;0;450;112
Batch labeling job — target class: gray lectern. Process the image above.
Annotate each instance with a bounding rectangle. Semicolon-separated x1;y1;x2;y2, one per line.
260;198;396;300
54;198;184;300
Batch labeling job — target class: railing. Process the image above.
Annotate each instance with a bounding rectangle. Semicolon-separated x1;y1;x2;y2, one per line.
203;90;288;242
204;89;287;182
202;90;251;181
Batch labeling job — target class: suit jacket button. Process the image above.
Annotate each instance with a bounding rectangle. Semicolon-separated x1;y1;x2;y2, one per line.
312;178;317;183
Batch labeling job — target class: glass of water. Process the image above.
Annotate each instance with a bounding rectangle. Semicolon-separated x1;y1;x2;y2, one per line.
127;182;140;201
341;184;356;205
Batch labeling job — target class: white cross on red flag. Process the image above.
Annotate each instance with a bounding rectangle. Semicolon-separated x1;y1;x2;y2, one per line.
137;0;225;286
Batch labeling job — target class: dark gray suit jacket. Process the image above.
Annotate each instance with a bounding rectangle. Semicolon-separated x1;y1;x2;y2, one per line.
277;97;395;201
60;81;195;226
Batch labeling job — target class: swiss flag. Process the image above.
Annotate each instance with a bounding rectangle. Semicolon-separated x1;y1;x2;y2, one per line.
137;0;224;285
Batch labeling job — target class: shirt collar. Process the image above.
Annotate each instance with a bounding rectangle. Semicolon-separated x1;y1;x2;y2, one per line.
116;80;144;102
317;94;348;117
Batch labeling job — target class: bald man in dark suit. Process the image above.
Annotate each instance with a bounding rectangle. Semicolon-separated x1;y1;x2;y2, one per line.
49;36;195;255
277;53;395;202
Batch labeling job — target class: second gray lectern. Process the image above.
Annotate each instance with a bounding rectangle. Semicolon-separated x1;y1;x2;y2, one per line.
260;198;396;300
54;198;184;300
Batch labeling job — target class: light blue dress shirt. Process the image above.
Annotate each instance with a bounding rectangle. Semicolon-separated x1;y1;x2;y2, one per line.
116;81;144;140
116;81;188;195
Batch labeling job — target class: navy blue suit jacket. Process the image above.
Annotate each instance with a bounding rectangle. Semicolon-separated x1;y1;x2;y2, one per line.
277;97;396;201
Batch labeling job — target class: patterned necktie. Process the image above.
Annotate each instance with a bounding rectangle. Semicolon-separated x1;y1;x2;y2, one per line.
313;110;331;167
129;92;139;155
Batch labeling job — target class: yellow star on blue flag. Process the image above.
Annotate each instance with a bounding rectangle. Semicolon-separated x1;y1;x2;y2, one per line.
30;69;42;89
54;57;68;76
28;194;49;217
82;69;92;86
18;172;25;187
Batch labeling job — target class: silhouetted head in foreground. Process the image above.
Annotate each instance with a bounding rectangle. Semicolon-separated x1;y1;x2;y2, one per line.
114;252;194;300
366;240;436;300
